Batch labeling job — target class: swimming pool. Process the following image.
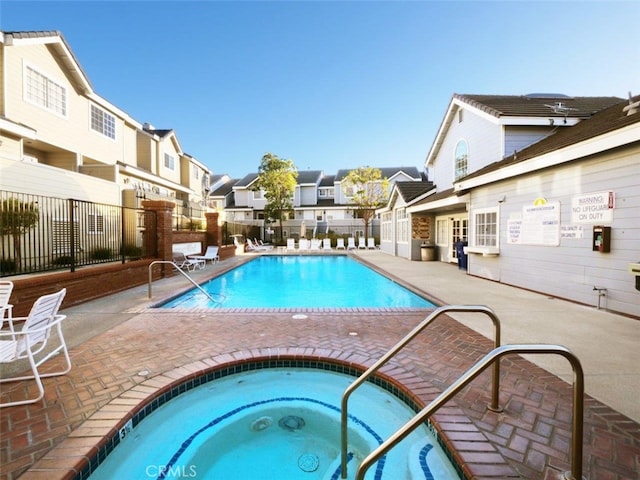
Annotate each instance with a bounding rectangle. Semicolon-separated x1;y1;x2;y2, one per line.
88;367;461;479
161;255;434;309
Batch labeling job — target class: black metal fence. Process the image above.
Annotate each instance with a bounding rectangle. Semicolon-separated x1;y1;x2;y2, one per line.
0;190;152;277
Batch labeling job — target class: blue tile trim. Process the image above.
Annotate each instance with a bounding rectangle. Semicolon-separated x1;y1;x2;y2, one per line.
76;360;455;480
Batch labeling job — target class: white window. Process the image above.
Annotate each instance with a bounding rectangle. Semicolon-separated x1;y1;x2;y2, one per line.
24;65;67;116
90;104;116;139
381;212;392;242
396;208;408;243
454;139;468;180
253;190;264;199
193;165;199;180
164;153;175;170
472;207;498;247
318;187;334;198
436;218;448;246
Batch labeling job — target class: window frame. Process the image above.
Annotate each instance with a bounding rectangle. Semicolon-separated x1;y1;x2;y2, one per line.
23;63;68;117
468;206;500;255
454;139;469;181
164;153;175;170
90;104;116;140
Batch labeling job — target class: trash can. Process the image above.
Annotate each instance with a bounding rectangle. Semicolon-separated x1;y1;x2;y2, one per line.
420;244;435;261
455;241;468;270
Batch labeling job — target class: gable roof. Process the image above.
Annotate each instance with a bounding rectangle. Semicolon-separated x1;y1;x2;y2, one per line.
455;95;640;190
296;170;323;185
394;181;435;203
234;173;259;188
335;166;421;181
455;93;622;119
210;179;238;197
2;30;92;93
426;93;623;166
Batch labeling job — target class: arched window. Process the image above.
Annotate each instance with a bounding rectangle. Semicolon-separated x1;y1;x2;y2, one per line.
454;140;468;180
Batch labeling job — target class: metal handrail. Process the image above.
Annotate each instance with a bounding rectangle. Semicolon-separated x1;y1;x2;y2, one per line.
148;261;221;304
340;305;502;478
354;344;585;480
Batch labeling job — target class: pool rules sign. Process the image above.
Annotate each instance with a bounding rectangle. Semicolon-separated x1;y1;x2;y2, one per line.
571;191;615;224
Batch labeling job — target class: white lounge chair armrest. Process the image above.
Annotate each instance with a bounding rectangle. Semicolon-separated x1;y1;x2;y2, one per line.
0;314;66;336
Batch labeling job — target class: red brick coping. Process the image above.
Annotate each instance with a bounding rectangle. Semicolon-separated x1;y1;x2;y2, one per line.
19;350;515;480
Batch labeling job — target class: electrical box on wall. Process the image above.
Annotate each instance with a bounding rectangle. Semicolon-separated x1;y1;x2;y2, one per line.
592;226;611;252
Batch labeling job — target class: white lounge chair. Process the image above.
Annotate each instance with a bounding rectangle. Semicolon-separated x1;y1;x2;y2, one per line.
322;238;332;250
286;238;296;251
336;238;346;250
0;281;14;333
188;245;219;264
357;237;366;249
347;237;356;250
310;239;321;251
173;251;204;271
246;238;274;252
0;288;70;408
367;238;377;249
298;239;310;251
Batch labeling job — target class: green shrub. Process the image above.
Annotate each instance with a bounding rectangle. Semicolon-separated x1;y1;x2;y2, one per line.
121;244;142;258
0;259;17;275
90;247;112;260
52;255;73;266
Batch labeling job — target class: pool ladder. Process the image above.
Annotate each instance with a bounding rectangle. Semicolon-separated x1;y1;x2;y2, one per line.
340;305;585;480
147;260;222;304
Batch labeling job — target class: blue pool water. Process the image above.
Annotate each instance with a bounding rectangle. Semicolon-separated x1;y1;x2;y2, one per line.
88;368;461;480
161;255;434;309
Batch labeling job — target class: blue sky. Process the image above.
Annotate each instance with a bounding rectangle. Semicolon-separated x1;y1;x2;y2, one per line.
1;1;638;179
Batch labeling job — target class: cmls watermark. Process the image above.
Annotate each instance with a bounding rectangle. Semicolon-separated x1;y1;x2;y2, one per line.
145;465;197;478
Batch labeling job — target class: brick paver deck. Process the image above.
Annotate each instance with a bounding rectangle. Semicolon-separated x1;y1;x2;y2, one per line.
1;309;639;479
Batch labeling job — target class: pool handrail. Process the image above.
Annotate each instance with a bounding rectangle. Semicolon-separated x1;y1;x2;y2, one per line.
148;260;221;304
353;344;585;480
340;304;502;479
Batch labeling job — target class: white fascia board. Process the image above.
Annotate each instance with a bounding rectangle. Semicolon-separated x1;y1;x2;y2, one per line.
0;117;37;139
406;192;469;214
454;123;640;191
426;98;502;168
501;116;581;126
87;92;140;127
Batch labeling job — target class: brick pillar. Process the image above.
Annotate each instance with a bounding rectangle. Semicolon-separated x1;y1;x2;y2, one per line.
143;200;175;275
205;212;221;246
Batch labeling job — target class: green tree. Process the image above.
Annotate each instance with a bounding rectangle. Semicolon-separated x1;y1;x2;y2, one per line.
252;153;298;242
341;166;389;240
0;197;39;271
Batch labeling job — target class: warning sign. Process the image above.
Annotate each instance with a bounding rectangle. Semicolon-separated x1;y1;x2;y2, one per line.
571;191;614;224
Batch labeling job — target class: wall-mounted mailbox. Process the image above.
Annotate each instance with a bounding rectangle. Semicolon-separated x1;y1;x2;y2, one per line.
592;226;611;252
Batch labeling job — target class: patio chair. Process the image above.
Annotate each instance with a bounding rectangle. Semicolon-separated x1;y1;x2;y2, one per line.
0;288;70;408
188;245;219;264
310;239;321;251
286;238;296;251
336;238;346;250
322;238;332;250
357;237;366;249
347;237;356;250
367;238;377;249
299;239;310;251
0;281;14;334
173;251;204;272
246;238;274;252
